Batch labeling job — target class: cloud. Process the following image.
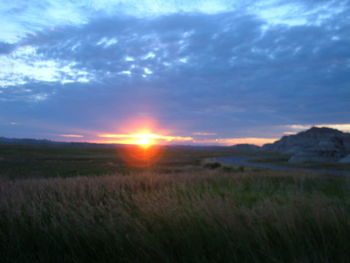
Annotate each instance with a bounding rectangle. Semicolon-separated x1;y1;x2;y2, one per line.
0;45;93;89
1;0;346;42
192;132;217;136
195;137;278;146
0;42;15;54
249;0;349;27
285;123;350;133
59;134;84;138
0;1;349;142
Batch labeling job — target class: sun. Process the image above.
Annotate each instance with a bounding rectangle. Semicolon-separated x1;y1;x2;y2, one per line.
133;134;154;148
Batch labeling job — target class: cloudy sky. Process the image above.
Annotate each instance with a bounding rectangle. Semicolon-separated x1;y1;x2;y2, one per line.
0;0;349;145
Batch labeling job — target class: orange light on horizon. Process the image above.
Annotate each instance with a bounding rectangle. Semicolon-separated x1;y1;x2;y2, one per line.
113;133;163;167
98;132;193;146
133;134;154;148
193;137;278;146
119;143;162;167
59;134;84;138
96;130;193;167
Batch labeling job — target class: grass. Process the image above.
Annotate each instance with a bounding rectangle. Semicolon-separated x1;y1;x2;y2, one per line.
250;156;350;172
0;144;349;262
0;144;239;179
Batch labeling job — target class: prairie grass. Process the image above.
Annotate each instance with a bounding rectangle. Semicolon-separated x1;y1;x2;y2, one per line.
0;144;242;179
250;156;350;172
0;170;349;262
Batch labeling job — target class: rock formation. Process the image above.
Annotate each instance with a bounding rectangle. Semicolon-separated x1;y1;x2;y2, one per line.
262;127;350;163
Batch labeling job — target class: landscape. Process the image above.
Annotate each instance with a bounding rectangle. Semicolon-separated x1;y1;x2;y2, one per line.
1;1;350;262
1;127;350;262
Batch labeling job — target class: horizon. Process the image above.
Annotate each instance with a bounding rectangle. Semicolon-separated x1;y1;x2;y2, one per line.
1;125;349;147
1;0;349;145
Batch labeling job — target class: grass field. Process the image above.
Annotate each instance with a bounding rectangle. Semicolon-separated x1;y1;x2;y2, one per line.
250;155;350;172
0;144;349;262
0;144;245;179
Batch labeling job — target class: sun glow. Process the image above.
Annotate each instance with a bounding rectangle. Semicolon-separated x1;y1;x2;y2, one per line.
133;134;154;148
95;120;193;167
99;132;168;167
98;132;193;146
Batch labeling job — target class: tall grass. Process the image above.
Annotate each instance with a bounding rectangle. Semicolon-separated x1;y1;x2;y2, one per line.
0;170;349;262
0;144;243;179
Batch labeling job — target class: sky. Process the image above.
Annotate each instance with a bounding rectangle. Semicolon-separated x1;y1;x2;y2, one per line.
0;0;350;145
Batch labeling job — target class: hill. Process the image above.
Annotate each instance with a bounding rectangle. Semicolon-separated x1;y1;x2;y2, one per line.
230;143;261;151
262;127;350;163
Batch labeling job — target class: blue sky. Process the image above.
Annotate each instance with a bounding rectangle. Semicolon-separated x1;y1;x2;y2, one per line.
0;0;349;145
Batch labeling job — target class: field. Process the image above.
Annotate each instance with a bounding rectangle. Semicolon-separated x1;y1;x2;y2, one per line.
249;156;350;172
0;144;349;262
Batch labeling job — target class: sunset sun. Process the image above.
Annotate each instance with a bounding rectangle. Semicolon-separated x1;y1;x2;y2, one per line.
134;134;154;147
1;0;349;261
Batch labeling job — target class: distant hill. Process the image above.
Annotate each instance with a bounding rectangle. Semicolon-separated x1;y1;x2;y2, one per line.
0;137;63;146
262;127;350;163
0;137;104;147
230;144;261;151
0;137;228;150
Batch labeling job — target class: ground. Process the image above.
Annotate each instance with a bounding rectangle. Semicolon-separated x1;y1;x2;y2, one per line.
0;144;349;262
250;155;350;172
